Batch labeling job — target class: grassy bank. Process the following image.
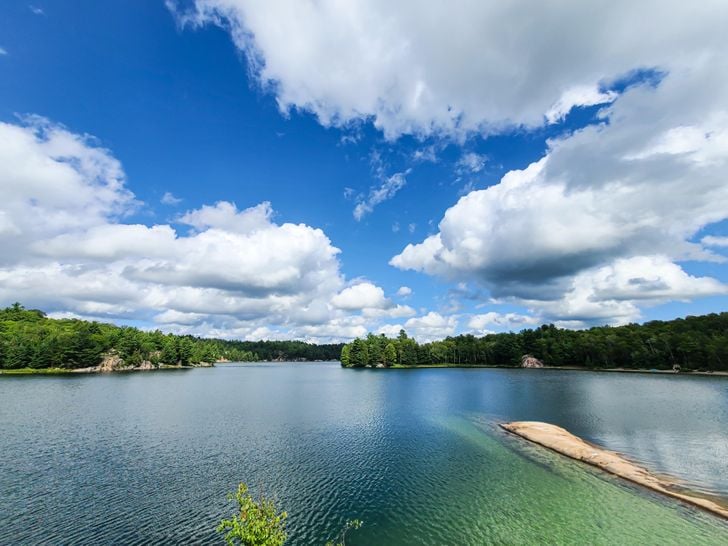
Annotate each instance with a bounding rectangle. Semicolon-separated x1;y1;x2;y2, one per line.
0;367;77;375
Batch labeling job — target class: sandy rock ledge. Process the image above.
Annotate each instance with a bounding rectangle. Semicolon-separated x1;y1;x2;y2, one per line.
500;421;728;520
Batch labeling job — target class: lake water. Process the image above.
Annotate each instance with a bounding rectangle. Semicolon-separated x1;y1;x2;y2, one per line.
1;363;728;545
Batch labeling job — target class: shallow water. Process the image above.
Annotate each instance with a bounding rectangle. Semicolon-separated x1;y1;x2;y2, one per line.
1;363;727;544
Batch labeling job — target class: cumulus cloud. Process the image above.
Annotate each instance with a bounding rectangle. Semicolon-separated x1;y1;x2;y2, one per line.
468;312;539;333
518;256;728;328
378;311;457;343
168;0;728;139
0;117;402;342
331;281;415;319
332;282;389;310
392;54;728;324
396;286;412;297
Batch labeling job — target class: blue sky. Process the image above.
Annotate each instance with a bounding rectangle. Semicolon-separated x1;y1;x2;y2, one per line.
1;0;727;341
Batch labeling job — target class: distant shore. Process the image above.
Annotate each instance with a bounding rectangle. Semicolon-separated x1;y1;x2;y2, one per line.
0;363;213;375
501;421;728;520
386;363;728;376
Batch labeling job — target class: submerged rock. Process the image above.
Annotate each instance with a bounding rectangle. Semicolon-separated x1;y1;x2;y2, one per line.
501;421;728;520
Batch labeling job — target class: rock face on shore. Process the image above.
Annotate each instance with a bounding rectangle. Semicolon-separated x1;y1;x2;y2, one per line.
99;352;125;372
520;355;544;368
501;421;728;520
72;351;211;373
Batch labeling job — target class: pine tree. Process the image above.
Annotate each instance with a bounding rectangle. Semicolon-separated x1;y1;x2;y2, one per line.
383;343;397;367
349;338;369;367
340;344;351;367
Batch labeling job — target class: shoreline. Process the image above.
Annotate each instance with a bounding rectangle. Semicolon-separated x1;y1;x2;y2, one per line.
500;421;728;521
386;364;728;376
0;363;213;376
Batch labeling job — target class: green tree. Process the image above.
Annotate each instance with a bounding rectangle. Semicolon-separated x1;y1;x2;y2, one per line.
178;337;193;365
366;333;383;364
383;343;397;366
348;338;369;367
217;483;287;546
161;338;178;365
340;344;351;367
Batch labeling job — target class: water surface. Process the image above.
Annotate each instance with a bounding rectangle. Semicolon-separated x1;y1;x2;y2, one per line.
1;364;727;544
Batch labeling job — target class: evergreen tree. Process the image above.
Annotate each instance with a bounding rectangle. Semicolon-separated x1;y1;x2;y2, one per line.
340;344;351;367
383;343;397;366
349;338;369;367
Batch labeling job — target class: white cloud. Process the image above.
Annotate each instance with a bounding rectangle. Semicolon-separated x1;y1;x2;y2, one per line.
396;286;412;297
169;0;728;139
353;170;409;220
0;47;7;56
381;311;458;343
161;191;182;205
29;5;45;16
392;56;728;325
522;256;728;327
702;235;728;247
412;145;438;163
362;304;416;319
0;117;409;342
0;116;135;265
456;152;487;174
545;85;617;124
468;312;539;332
332;282;389;310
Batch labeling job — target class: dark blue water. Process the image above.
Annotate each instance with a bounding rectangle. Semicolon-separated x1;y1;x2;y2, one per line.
1;364;727;544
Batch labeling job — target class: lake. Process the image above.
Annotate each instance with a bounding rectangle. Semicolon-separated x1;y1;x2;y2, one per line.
1;363;727;544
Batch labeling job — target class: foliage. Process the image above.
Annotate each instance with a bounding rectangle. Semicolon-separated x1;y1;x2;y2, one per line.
348;338;369;367
340;344;351;367
340;313;728;371
217;483;287;546
215;484;362;546
0;303;342;370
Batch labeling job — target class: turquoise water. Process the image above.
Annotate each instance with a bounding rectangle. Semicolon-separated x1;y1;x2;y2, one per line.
1;364;727;544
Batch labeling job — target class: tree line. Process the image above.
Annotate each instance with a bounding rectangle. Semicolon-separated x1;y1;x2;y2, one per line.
341;312;728;371
0;303;342;370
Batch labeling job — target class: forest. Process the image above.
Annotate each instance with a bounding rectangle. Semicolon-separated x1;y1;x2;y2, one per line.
0;303;342;370
341;312;728;371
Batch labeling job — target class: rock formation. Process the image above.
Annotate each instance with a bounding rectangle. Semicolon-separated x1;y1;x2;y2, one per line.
521;354;544;368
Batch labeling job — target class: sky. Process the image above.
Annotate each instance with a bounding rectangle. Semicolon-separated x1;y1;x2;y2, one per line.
1;0;728;342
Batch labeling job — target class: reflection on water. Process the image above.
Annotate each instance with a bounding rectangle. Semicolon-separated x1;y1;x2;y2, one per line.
1;364;727;544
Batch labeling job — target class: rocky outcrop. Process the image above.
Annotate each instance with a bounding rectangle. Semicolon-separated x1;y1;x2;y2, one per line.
136;360;155;370
501;421;728;520
99;352;125;372
521;354;544;368
98;352;156;372
75;351;213;373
